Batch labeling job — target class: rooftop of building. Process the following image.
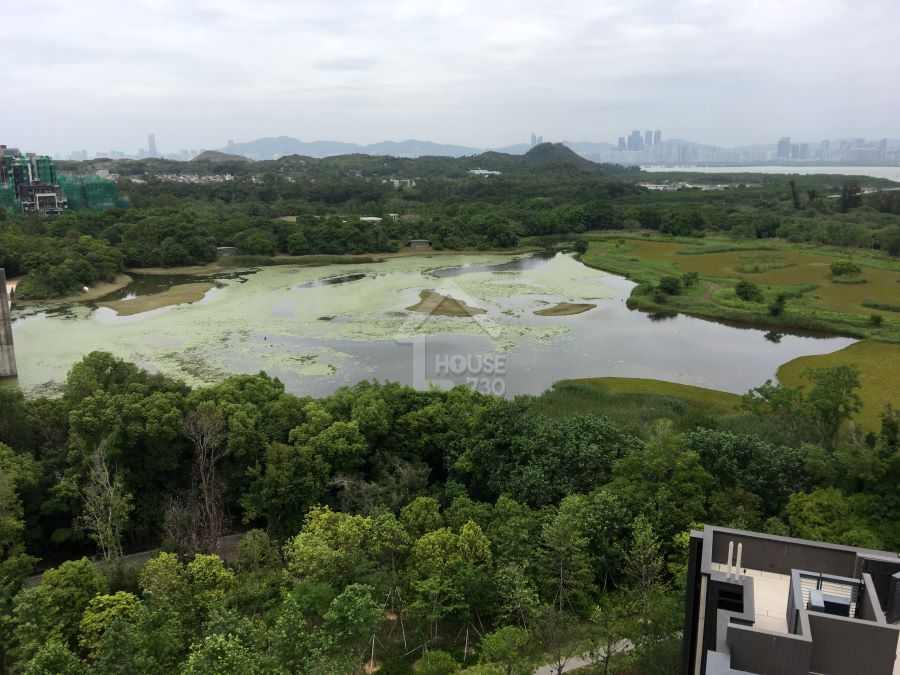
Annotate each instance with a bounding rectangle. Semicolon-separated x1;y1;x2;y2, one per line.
686;525;900;675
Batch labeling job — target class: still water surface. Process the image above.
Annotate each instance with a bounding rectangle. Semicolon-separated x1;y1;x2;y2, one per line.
11;253;855;397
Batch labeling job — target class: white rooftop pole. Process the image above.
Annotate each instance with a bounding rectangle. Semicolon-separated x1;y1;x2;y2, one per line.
727;541;734;577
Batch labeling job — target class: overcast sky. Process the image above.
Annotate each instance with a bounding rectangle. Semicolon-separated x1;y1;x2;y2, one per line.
5;0;899;155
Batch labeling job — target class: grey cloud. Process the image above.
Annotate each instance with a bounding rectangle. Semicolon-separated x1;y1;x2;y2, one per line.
3;0;899;154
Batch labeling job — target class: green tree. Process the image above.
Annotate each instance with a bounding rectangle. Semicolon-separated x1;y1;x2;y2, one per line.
284;507;375;586
414;650;460;675
607;426;712;549
657;276;681;295
92;603;185;675
242;441;330;536
323;583;381;655
181;634;261;675
410;522;492;640
539;506;593;613
785;488;881;547
839;181;862;212
78;591;141;659
768;293;787;317
805;366;862;448
23;639;84;675
0;443;39;671
12;558;106;663
494;563;540;629
735;279;763;302
401;496;445;538
479;626;532;675
587;592;634;675
186;554;236;626
624;516;663;593
79;443;134;562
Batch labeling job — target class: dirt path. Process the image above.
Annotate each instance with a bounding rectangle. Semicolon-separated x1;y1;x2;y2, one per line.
533;639;632;675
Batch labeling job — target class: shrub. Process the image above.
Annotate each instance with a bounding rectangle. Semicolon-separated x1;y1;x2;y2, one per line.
769;295;787;317
681;271;699;288
870;314;884;327
658;276;682;295
735;280;763;303
830;260;861;277
414;650;460;675
572;239;588;255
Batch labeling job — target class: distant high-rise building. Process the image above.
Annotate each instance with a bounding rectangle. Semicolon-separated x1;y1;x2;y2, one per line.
530;132;537;147
628;130;644;151
776;137;792;160
617;137;627;151
644;130;653;147
653;130;661;146
148;133;158;157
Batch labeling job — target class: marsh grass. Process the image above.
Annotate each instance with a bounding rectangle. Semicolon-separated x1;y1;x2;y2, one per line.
778;341;900;431
532;377;741;434
581;234;900;341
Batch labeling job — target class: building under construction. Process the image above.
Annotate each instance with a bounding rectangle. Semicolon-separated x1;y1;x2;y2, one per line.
0;145;67;214
0;145;121;214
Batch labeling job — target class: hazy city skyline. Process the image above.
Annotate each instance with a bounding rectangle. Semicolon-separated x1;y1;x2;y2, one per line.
5;0;899;155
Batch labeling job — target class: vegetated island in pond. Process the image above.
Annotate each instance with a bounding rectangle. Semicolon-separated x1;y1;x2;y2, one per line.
406;289;486;317
99;282;214;316
534;302;597;316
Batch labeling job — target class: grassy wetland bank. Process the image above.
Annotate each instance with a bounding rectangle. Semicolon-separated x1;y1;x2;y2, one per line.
581;233;900;429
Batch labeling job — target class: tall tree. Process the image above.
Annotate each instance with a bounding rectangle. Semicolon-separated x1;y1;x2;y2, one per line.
79;443;133;562
183;403;227;553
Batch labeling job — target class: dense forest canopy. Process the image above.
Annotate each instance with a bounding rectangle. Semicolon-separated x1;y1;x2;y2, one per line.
4;149;899;299
2;152;900;673
0;351;897;673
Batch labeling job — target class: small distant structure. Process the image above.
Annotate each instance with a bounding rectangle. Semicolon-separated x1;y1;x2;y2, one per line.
216;246;238;257
387;178;416;189
386;213;400;223
468;169;502;176
359;216;383;224
407;239;432;251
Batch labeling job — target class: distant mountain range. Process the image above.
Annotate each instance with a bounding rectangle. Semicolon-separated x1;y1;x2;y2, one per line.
218;137;481;160
215;136;616;161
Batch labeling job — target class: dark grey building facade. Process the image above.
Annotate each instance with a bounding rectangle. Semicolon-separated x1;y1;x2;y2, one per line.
682;526;900;675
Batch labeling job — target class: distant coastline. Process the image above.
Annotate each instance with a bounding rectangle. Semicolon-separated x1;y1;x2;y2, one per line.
642;164;900;182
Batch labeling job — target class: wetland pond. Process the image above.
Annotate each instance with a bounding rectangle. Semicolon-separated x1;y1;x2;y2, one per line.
11;252;856;397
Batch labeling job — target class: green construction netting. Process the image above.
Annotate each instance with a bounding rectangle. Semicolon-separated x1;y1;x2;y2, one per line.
59;176;120;210
0;187;16;211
